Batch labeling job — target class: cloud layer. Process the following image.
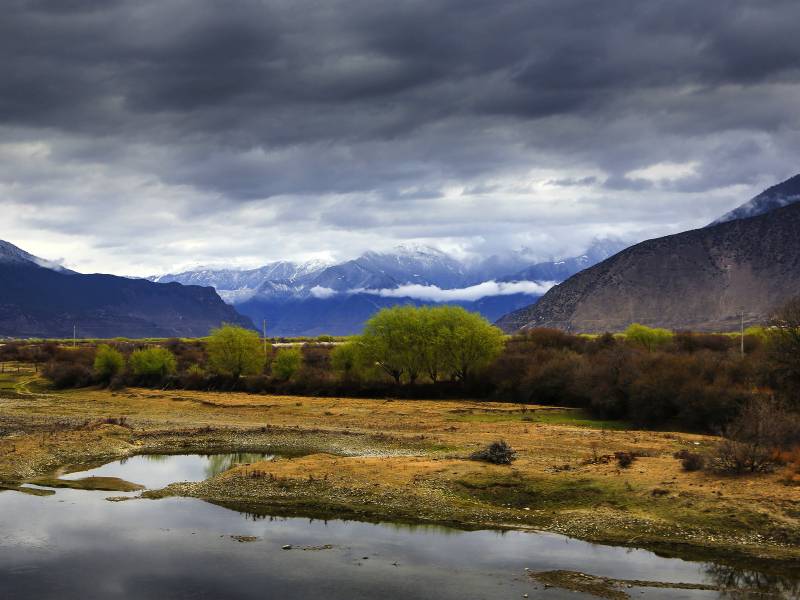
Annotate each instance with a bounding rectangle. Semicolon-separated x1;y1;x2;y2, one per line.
357;281;555;302
2;1;799;274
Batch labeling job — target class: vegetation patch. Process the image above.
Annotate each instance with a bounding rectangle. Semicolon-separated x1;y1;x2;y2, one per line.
454;473;632;511
30;476;144;492
529;570;722;598
447;408;628;430
0;483;56;496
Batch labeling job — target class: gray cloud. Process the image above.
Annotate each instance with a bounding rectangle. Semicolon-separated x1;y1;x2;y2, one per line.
1;0;798;274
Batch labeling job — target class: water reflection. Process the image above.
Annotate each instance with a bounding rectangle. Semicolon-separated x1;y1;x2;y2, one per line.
62;453;274;489
2;454;796;599
707;564;800;599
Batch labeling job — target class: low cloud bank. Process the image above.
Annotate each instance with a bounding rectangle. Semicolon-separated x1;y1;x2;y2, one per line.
355;280;556;302
310;285;338;299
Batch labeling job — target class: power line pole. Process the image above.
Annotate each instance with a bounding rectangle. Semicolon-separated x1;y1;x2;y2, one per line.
740;311;745;357
73;323;77;348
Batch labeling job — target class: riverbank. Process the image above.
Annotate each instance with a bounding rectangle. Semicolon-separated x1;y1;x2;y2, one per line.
1;366;799;566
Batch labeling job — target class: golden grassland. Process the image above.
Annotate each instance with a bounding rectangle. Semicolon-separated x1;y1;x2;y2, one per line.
1;363;799;566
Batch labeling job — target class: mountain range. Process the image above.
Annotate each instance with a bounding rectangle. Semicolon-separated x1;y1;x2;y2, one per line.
499;173;800;333
0;241;253;338
151;241;627;336
5;172;798;339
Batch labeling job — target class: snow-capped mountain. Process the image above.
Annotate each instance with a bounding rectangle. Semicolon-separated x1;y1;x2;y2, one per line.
710;173;800;225
151;259;331;303
0;240;75;274
500;238;628;283
149;240;628;335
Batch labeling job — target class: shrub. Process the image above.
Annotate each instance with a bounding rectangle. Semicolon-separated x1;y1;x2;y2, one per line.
615;451;635;468
710;398;800;473
272;347;303;381
130;347;177;378
43;362;93;388
765;297;800;405
470;440;516;464
93;344;125;382
674;449;705;472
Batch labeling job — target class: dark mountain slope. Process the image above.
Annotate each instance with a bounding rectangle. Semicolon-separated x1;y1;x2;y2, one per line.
497;202;800;333
0;244;254;338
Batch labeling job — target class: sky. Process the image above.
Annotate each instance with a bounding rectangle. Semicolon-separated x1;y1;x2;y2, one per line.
2;0;799;276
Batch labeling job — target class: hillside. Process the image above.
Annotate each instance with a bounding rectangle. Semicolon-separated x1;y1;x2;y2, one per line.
0;241;254;338
497;202;800;333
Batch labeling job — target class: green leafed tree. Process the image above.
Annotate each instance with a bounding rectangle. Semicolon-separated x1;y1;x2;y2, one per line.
129;347;177;378
330;341;362;380
206;324;265;378
93;344;125;382
272;347;303;381
357;305;504;384
624;323;673;351
431;306;505;381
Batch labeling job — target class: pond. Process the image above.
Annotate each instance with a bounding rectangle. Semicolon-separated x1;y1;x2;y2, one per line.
1;454;797;599
58;452;275;489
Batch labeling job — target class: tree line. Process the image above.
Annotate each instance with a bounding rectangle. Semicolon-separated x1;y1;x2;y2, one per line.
3;299;798;437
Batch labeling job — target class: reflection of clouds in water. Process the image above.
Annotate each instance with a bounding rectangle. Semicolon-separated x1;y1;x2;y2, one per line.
0;488;798;599
62;454;273;489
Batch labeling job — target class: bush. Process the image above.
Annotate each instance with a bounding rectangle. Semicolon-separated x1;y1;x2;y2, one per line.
615;451;635;468
710;398;800;473
130;347;177;378
674;449;706;472
93;344;125;382
43;362;93;388
470;440;516;464
272;347;303;381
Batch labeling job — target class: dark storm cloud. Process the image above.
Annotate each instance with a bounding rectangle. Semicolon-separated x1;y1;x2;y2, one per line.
1;0;799;273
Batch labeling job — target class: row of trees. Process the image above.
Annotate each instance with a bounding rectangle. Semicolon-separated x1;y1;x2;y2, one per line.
88;326;305;385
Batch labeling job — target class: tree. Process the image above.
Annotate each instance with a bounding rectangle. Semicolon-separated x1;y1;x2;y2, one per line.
272;347;303;381
419;306;451;383
206;324;265;378
433;306;505;381
624;323;672;351
331;342;361;380
358;306;424;384
767;297;800;404
93;344;124;382
357;305;504;384
130;347;177;378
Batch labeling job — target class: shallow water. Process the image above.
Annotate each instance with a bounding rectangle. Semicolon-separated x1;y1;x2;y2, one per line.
59;453;274;489
1;454;798;600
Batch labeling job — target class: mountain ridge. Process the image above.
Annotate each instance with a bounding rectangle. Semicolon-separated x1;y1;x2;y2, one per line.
497;201;800;333
0;241;255;338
